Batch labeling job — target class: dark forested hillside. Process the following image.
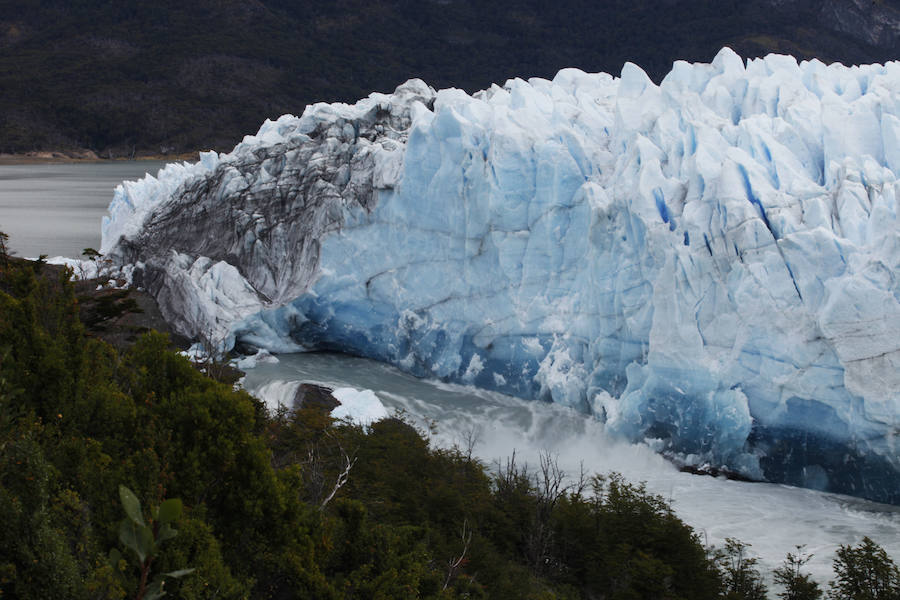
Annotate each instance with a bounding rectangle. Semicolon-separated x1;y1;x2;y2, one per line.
1;0;898;156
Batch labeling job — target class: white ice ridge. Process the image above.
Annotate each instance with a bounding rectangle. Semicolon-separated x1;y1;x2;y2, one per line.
103;48;900;503
101;151;222;255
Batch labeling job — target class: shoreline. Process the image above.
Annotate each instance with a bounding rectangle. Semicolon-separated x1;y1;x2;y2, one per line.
0;150;203;165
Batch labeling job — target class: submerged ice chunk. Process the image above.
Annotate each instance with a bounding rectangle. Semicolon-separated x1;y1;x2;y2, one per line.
331;388;390;426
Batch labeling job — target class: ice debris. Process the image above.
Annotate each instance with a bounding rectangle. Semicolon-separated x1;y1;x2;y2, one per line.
330;388;390;426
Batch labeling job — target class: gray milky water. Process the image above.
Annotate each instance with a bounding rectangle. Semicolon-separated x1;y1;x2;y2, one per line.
0;161;168;258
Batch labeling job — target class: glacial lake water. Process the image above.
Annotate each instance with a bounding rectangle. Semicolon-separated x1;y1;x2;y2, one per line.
0;160;169;258
3;161;898;586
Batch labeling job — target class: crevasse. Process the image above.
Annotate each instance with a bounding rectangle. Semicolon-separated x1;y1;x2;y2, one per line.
102;48;900;503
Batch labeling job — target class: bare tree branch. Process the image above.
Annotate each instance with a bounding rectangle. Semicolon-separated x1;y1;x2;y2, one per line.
443;518;473;591
460;425;482;461
319;437;357;510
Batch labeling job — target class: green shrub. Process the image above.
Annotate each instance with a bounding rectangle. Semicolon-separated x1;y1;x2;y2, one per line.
112;485;195;600
829;537;900;600
774;546;822;600
717;538;768;600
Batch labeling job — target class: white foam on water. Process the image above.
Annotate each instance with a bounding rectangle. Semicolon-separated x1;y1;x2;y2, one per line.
251;379;302;414
241;351;900;585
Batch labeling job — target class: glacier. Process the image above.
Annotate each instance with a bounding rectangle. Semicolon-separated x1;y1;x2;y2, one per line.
102;48;900;504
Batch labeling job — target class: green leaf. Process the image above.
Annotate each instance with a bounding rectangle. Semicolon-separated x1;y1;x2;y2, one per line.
157;498;182;524
118;519;146;563
139;524;155;558
108;548;121;569
157;522;178;543
118;485;145;527
118;519;155;562
163;568;195;578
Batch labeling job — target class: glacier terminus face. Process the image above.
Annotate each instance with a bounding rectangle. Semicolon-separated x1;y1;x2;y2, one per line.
103;48;900;504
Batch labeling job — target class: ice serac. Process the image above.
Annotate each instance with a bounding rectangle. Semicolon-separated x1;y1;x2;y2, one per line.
103;49;900;504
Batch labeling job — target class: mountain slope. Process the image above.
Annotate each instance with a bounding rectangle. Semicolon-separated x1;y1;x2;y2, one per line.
0;0;898;155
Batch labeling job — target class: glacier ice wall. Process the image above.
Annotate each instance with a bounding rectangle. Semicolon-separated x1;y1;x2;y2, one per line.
103;49;900;503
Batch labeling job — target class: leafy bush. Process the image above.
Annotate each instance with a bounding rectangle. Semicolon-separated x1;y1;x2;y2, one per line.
717;538;768;600
828;537;900;600
774;546;822;600
112;485;194;599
